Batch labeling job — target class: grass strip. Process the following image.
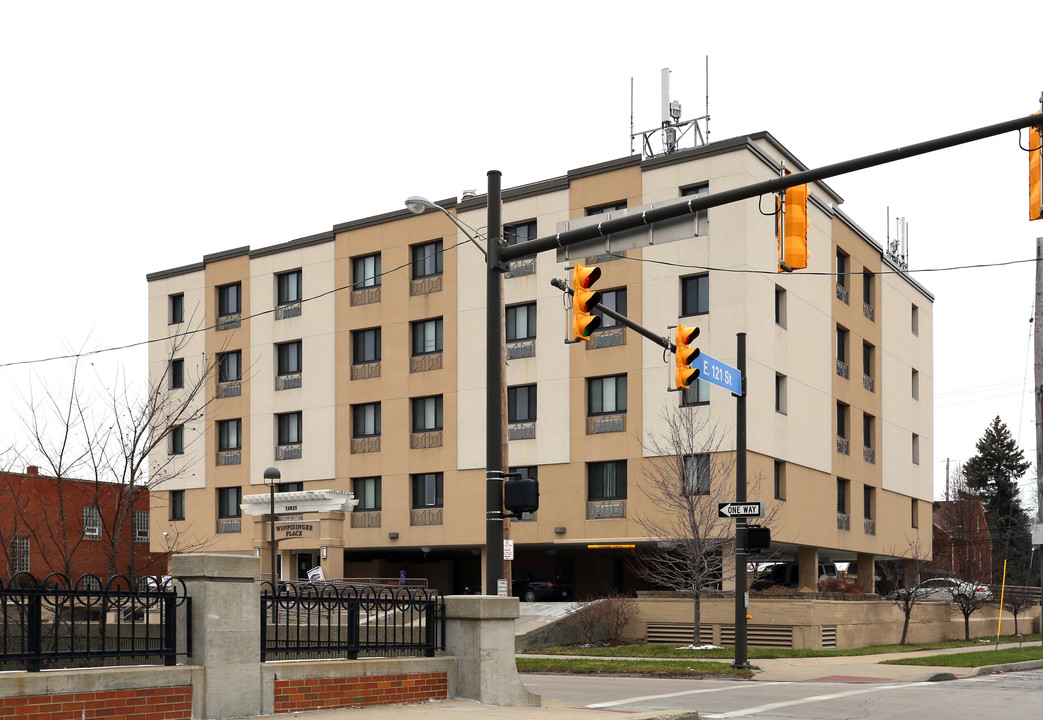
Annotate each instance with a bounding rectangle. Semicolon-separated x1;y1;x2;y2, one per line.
524;634;1043;660
882;646;1043;668
517;657;753;679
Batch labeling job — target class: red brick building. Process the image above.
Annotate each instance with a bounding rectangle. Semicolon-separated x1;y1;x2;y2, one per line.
932;497;992;581
0;466;164;582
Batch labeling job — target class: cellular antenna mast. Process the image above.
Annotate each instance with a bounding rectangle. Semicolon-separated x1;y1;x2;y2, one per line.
631;62;711;159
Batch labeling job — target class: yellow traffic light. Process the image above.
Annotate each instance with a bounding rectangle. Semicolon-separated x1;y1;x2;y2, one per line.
571;265;602;341
674;324;700;390
1030;111;1042;222
778;182;810;271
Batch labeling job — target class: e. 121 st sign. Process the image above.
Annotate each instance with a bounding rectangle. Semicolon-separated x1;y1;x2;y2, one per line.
697;352;742;395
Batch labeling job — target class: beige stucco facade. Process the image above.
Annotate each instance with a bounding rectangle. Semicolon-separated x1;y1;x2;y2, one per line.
146;131;934;595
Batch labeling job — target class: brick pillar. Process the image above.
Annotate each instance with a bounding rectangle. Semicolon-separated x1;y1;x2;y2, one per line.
797;546;819;590
444;596;540;707
856;552;876;594
171;553;261;719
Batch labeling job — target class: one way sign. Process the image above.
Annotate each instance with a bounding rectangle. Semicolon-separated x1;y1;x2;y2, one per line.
717;502;763;519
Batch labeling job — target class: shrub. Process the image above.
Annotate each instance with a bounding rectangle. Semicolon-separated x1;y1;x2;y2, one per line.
818;577;863;594
564;593;638;644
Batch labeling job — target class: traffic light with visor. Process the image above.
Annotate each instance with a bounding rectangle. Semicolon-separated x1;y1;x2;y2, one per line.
674;324;700;390
777;180;809;271
1030;111;1042;221
571;265;602;341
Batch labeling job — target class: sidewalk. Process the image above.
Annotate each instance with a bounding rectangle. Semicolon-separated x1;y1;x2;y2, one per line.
263;698;698;720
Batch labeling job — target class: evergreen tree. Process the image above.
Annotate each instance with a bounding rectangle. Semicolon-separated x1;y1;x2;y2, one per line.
963;416;1033;583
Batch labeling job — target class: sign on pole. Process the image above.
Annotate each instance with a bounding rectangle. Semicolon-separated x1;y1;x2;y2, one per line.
718;502;763;519
698;352;742;395
503;539;515;560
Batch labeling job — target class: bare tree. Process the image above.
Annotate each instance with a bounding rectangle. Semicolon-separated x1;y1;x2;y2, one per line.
877;538;934;645
945;578;995;641
14;331;220;580
628;403;778;646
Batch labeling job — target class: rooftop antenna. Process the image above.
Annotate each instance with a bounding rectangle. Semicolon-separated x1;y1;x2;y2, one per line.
886;212;910;270
630;62;711;159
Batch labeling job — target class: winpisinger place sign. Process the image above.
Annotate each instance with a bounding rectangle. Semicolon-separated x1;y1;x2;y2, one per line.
275;521;318;541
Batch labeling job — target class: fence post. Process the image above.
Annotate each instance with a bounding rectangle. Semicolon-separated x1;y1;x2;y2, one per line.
26;592;42;673
170;553;261;720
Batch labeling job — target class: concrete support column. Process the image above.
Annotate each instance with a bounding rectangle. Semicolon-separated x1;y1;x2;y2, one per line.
171;553;261;720
855;553;876;594
797;546;819;590
444;596;540;707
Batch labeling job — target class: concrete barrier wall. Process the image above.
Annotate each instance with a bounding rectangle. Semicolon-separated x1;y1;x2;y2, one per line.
629;597;1041;649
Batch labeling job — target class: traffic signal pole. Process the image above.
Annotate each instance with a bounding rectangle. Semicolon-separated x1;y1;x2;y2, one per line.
733;332;750;669
486;170;506;595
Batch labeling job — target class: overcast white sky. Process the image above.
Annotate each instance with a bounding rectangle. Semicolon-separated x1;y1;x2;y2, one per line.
1;1;1040;506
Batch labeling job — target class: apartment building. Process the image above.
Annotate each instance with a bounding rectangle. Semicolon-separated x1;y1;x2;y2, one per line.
146;130;933;596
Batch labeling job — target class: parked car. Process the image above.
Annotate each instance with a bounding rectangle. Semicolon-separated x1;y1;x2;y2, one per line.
887;577;993;602
511;571;571;602
751;562;838;590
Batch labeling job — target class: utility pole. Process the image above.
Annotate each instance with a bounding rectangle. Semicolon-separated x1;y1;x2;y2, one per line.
732;333;750;670
1035;236;1043;642
486;170;506;595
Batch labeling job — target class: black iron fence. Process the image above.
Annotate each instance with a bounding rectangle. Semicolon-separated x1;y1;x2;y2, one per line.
260;582;445;662
0;573;190;672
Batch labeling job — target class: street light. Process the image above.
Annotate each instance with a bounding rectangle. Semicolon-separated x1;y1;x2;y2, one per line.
263;467;280;604
404;195;488;259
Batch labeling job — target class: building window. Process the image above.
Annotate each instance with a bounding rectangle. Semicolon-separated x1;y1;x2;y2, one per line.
11;537;29;574
277;269;302;305
411;240;443;279
133;510;150;542
82;506;102;539
836;326;849;379
217;283;241;317
774;460;786;500
411;395;443;432
411;472;443;508
863;485;874;520
588;461;627;500
411;318;443;355
217;419;242;451
352;403;381;438
837;402;849;454
837;478;849;515
504;220;537;246
170;490;185;521
681;184;709;235
680;274;709;316
506;303;537;341
169;293;184;325
775;286;786;328
591;288;626;330
353;253;381;289
862;269;874;319
836;250;848;288
170;358;184;389
277;340;302;375
277;412;303;445
912;369;919;400
863;414;875;463
681;378;710;407
587;201;627;215
217;486;242;519
912;433;920;465
353;328;381;364
277;482;304;493
218;351;242;383
169;424;185;455
682;454;710;496
588;374;627;415
775;374;787;415
511;466;538;481
508;384;537;423
911;498;919;528
911;304;919;336
353;477;381;511
862;343;874;381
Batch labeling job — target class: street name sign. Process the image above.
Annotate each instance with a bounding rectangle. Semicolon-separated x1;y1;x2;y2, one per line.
697;352;742;395
718;502;763;519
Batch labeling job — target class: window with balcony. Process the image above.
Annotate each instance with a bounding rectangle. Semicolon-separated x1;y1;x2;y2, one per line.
589;288;626;348
504;220;537;277
506;302;536;358
218;350;242;396
351;253;382;305
276;411;302;460
863;413;875;463
351;402;380;453
835;250;849;303
217;419;242;465
836;402;849;455
169;424;185;455
508;384;537;440
410;318;443;372
169;293;184;325
681;184;709;236
275;340;302;389
351;328;381;380
682;454;710;496
837;477;850;530
353;477;381;511
170;358;184;389
587;461;627;518
681;274;709;316
217;283;241;329
863;485;875;535
411;395;443;448
170;489;185;521
410;473;444;525
862;342;875;392
836;326;849;379
411;240;443;295
862;269;875;321
276;269;302;319
217;487;242;530
587;374;627;434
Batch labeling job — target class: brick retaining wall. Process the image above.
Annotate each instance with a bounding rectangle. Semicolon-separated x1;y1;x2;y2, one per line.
0;685;192;720
274;672;448;713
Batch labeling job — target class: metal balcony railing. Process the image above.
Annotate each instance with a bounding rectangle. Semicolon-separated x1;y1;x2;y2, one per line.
863;374;874;392
836;284;849;304
836;436;849;455
275;443;302;461
410;508;443;526
275;302;302;320
508;422;536;440
586;500;626;519
863;446;876;464
587;414;626;434
216;451;241;466
410;431;443;449
836;360;849;379
506;340;535;360
863;302;875;321
276;373;302;390
409;353;443;373
350;286;380;306
351;362;380;381
836;513;850;531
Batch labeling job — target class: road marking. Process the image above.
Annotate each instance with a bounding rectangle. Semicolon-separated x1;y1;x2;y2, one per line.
700;681;934;718
586;682;786;708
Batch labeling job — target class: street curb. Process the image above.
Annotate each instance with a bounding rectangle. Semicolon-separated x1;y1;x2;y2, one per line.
970;658;1043;676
